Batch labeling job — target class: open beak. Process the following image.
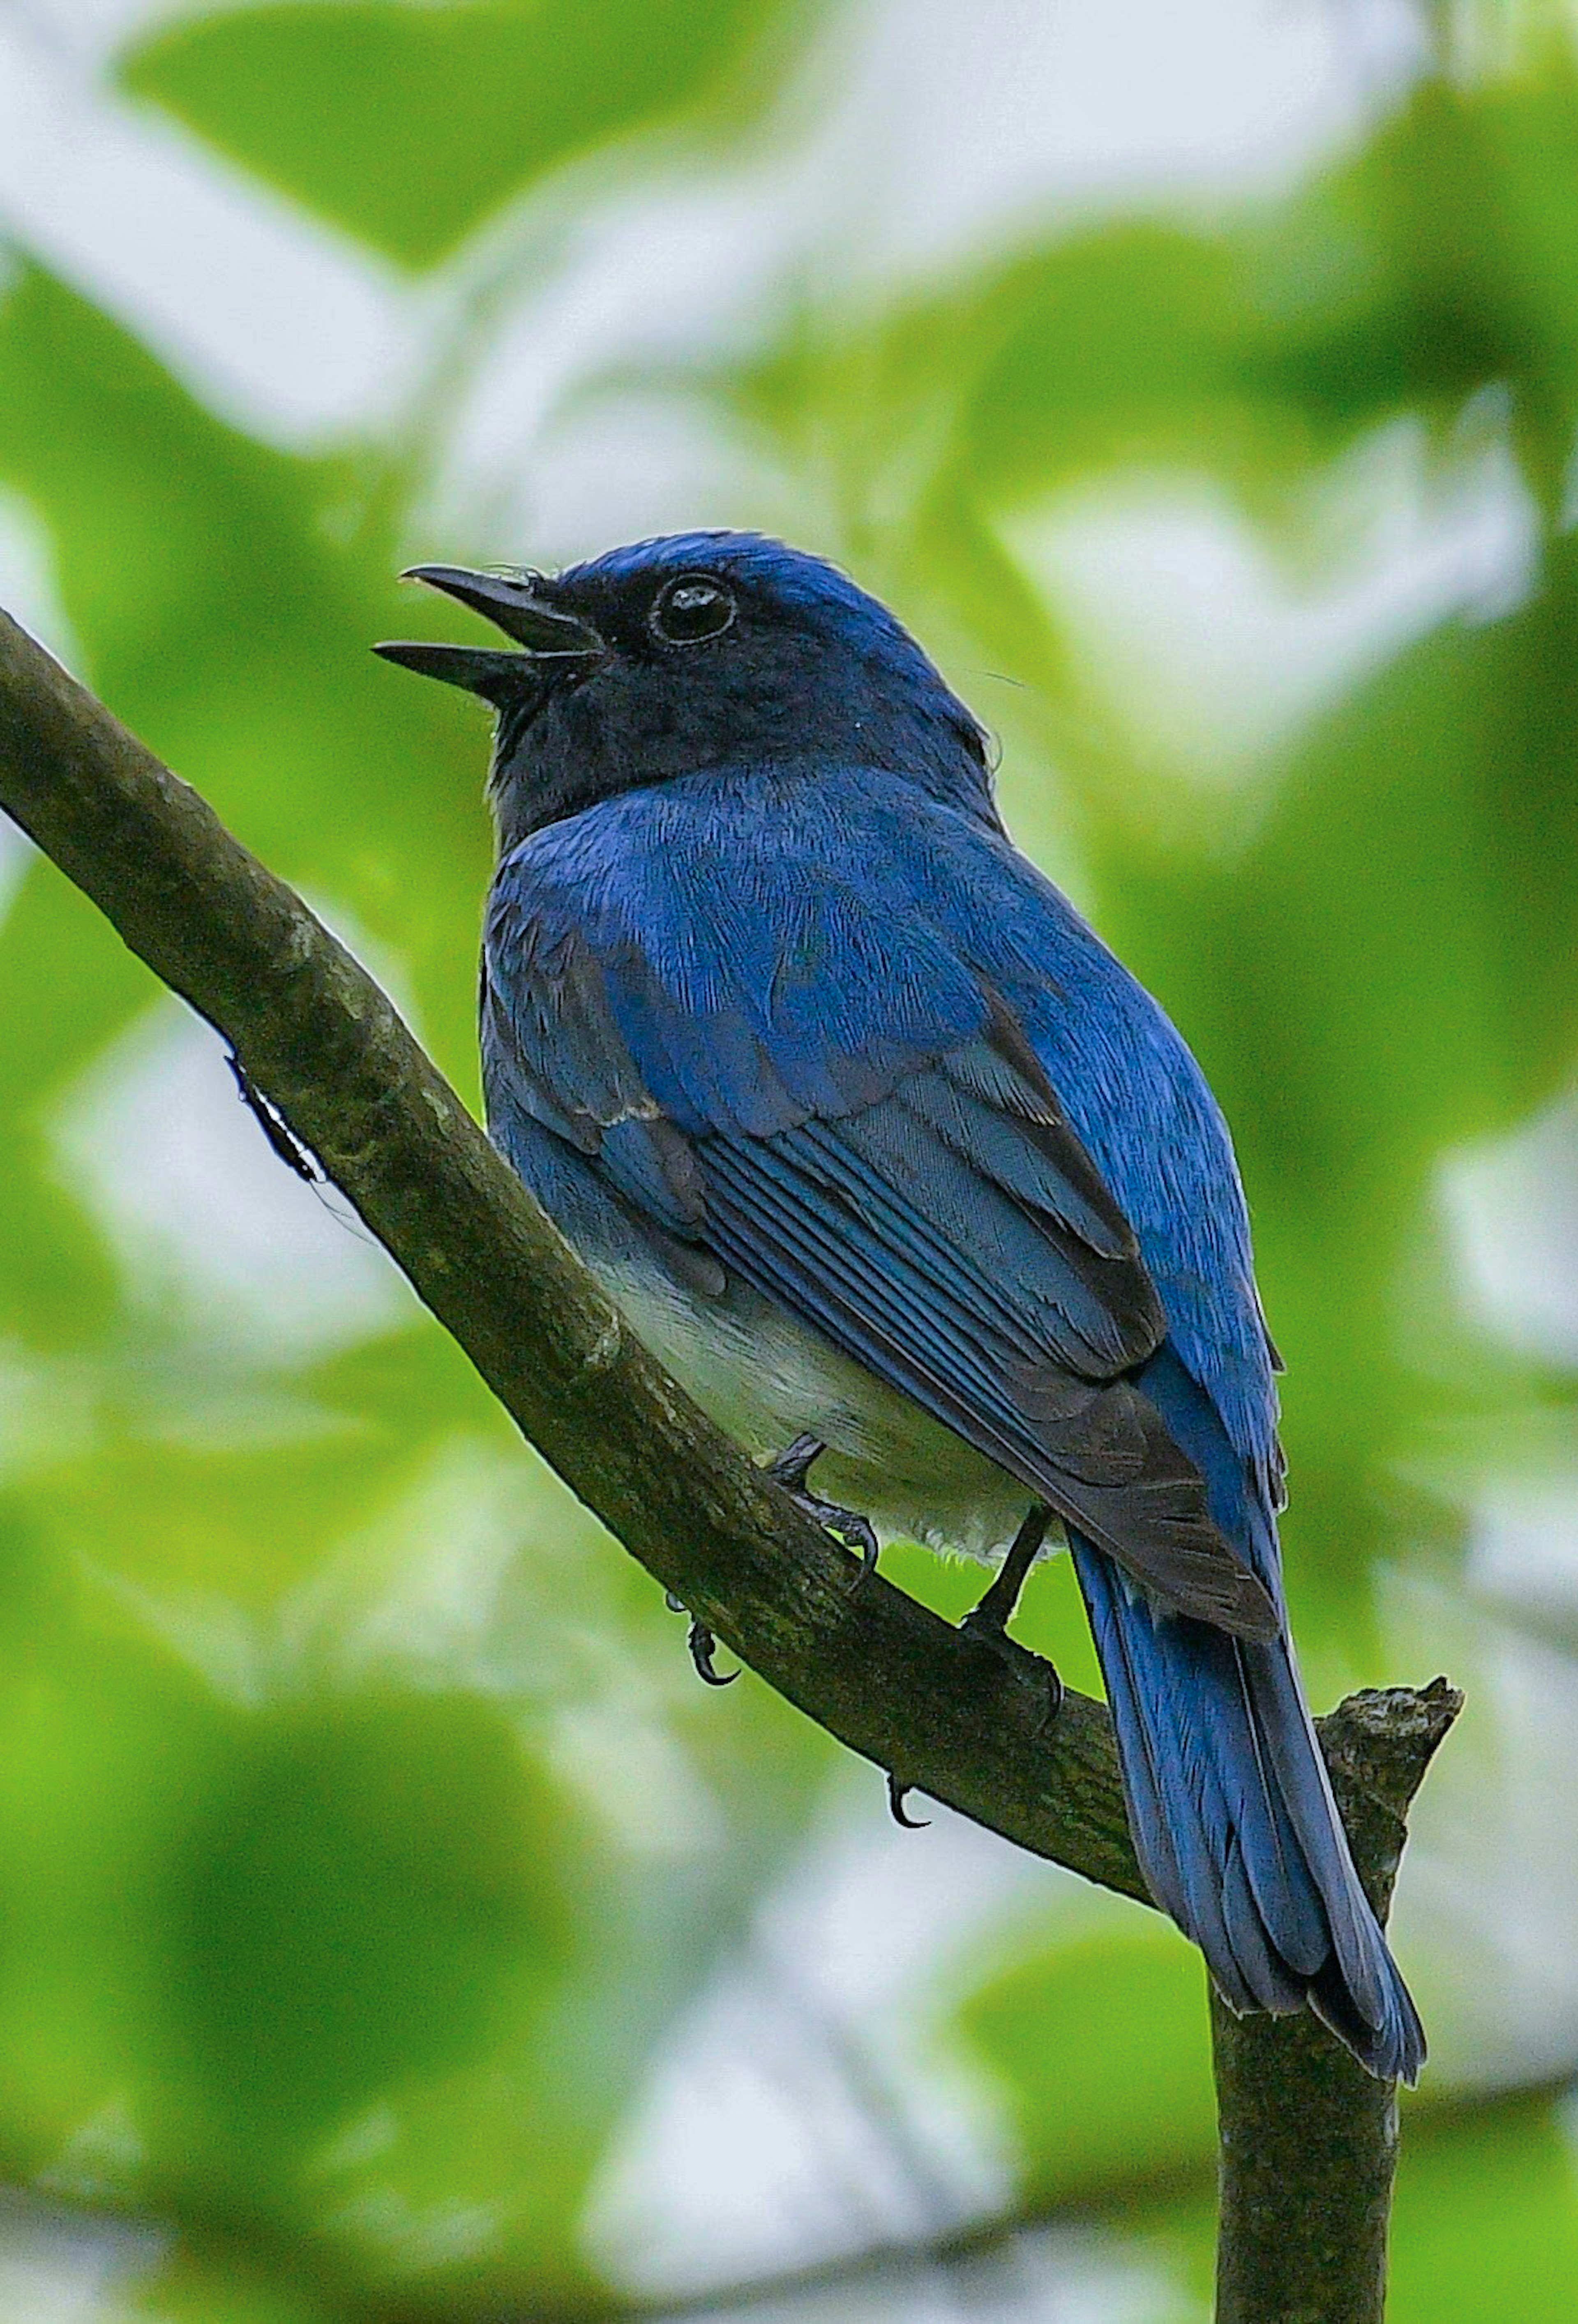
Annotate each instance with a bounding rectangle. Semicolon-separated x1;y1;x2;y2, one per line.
374;564;603;698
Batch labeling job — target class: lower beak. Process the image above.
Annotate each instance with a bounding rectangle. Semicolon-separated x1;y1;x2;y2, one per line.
374;563;604;698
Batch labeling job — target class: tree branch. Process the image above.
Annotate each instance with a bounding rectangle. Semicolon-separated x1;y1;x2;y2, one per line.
0;606;1458;2321
1211;1679;1459;2324
0;604;1140;1888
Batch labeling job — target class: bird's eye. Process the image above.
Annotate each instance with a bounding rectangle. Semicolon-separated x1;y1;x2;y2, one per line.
649;574;736;645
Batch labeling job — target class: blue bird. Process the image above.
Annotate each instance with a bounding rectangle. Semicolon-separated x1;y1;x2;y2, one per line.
376;531;1424;2082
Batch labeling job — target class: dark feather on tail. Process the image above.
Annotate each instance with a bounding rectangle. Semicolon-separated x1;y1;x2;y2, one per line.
1074;1539;1423;2083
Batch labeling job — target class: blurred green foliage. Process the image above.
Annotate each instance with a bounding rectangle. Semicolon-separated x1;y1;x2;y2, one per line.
2;2;1578;2319
122;0;820;268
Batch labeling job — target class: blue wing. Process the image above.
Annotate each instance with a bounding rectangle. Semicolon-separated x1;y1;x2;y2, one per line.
482;763;1423;2079
482;770;1276;1639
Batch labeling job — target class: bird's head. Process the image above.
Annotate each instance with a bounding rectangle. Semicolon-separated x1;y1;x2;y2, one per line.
375;532;994;848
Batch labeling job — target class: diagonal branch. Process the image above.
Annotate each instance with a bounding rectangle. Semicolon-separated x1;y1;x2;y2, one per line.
0;605;1458;2323
0;603;1139;1887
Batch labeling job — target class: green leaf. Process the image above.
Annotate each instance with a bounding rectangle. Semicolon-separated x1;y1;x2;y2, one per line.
955;1929;1216;2202
0;263;494;1077
155;1689;575;2147
0;873;153;1125
120;0;815;269
1389;2096;1578;2321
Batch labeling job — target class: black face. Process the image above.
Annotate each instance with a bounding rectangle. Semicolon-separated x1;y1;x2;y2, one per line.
375;539;991;851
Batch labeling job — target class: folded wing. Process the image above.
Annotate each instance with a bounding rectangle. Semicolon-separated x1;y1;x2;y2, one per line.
484;871;1278;1639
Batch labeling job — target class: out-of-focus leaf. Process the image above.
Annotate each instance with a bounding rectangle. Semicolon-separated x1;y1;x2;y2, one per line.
949;228;1278;504
1253;73;1578;507
0;872;152;1346
0;263;503;1079
302;1317;512;1448
44;1426;418;1613
156;1689;574;2146
0;1623;235;2154
0;1417;834;2295
720;62;1578;571
0;1148;120;1350
954;1930;1215;2202
119;0;816;268
125;2269;328;2324
0;875;153;1123
1388;2095;1578;2320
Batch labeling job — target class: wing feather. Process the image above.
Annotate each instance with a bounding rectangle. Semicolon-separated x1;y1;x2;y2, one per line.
483;863;1278;1638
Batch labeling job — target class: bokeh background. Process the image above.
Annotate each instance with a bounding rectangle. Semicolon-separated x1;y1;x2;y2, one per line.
3;1;1578;2317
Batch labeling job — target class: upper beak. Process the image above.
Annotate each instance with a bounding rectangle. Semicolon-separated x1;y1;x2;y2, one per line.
374;564;603;698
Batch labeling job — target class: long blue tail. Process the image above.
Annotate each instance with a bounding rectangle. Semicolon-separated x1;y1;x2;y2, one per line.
1070;1354;1424;2082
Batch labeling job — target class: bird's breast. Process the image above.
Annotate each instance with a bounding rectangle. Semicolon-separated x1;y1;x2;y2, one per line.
596;1243;1035;1568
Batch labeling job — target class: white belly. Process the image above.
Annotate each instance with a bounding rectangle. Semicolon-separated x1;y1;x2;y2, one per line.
599;1257;1038;1567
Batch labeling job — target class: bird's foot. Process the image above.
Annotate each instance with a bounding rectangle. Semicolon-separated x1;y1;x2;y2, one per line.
792;1490;880;1576
664;1591;736;1687
765;1433;880;1580
958;1610;1064;1737
958;1506;1063;1737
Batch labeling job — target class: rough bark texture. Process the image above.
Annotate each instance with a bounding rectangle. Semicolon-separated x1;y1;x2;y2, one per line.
0;605;1460;2321
1213;1679;1461;2323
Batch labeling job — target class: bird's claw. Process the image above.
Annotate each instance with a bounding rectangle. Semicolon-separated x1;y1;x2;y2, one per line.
765;1435;880;1580
665;1592;737;1686
686;1617;737;1687
887;1771;930;1828
958;1606;1064;1737
794;1490;880;1578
